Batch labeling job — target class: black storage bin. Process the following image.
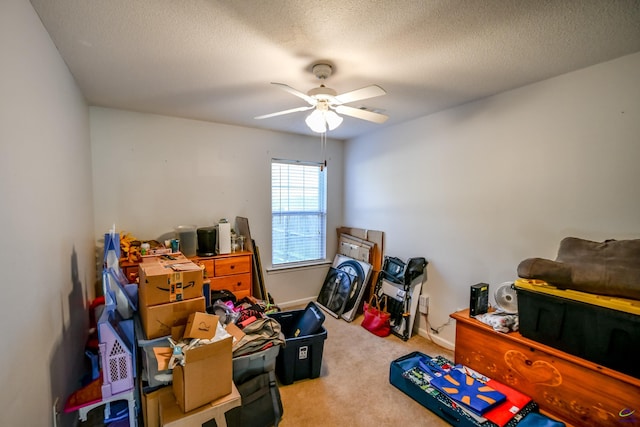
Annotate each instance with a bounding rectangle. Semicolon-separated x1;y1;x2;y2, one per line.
268;308;328;385
516;279;640;378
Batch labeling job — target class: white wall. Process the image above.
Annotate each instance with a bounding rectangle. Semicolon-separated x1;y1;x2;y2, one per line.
3;4;638;423
90;108;344;304
344;52;640;349
0;1;94;426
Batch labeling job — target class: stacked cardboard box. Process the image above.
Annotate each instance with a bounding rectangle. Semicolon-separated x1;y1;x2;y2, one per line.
138;254;205;339
159;382;241;427
172;313;234;412
140;312;241;426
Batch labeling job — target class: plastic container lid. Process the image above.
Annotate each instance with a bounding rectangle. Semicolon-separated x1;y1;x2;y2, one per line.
175;225;197;232
515;278;640;315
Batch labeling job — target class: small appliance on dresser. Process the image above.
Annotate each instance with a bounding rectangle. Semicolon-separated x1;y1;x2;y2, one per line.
197;226;216;257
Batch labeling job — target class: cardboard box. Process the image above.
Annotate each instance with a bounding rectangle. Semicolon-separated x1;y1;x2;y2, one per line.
183;312;219;340
141;384;173;427
225;322;245;344
140;297;206;339
171;324;187;342
159;384;240;427
139;260;204;307
172;334;233;412
153;346;173;371
141;253;190;265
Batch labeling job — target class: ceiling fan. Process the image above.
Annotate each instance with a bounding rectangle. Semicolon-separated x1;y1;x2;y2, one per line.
255;63;388;133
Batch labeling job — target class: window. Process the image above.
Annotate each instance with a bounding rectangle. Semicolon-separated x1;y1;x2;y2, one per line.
271;159;327;266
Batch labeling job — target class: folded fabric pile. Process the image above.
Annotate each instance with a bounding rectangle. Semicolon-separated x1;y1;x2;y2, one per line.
475;312;519;333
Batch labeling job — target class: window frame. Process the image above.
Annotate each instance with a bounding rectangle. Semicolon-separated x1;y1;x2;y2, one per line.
271;158;328;268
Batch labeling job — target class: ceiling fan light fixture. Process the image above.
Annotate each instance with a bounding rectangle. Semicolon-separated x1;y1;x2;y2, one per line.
305;109;327;133
325;110;343;130
258;61;387;132
305;107;343;133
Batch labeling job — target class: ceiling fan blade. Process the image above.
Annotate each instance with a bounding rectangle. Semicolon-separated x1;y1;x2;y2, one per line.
335;105;388;124
334;85;386;104
254;105;314;120
271;82;317;105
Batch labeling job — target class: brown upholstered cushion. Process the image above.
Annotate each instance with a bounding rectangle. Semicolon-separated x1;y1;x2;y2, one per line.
517;237;640;300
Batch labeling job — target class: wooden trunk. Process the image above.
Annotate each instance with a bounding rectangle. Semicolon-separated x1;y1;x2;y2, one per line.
450;309;640;427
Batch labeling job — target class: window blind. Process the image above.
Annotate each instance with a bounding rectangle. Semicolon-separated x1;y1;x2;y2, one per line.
271;159;327;265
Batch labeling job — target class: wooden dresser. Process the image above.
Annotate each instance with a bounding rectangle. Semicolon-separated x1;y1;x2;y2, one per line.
450;309;640;427
120;260;140;284
194;251;253;300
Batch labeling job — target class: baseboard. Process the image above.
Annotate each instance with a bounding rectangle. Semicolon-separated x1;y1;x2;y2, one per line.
277;296;316;310
416;327;455;351
277;298;456;351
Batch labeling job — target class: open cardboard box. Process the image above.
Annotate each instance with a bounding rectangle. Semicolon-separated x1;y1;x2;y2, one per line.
183;312;218;340
180;312;245;342
154;318;245;372
147;312;244;413
172;316;233;412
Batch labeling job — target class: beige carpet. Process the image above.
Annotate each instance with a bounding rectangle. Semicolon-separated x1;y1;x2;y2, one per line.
277;307;454;426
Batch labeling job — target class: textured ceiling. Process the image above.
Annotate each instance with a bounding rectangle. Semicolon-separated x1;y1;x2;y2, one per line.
30;0;640;140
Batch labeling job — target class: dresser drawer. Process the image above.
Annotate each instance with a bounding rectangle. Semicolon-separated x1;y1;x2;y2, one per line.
197;258;214;278
211;273;251;294
214;255;251;276
232;289;251;300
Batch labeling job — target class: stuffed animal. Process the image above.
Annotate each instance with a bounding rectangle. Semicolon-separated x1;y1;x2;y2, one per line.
517;237;640;300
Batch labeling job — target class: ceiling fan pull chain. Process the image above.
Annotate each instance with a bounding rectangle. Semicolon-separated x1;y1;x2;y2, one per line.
324;133;327;169
320;132;327;170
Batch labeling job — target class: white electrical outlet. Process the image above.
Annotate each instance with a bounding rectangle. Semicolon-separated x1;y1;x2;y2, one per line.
419;294;429;314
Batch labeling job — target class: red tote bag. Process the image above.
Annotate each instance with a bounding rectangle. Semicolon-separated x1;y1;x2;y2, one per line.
361;294;391;337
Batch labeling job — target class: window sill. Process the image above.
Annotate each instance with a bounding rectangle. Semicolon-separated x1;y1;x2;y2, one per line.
266;259;332;274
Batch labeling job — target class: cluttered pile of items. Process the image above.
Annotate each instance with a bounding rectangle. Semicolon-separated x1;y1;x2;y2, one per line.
468;237;640;378
63;225;329;427
315;226;430;341
515;236;640;378
415;236;640;427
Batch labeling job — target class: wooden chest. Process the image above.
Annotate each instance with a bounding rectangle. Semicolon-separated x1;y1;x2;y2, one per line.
450;309;640;427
